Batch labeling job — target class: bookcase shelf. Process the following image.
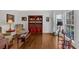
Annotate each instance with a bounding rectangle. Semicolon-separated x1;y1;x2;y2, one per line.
28;16;43;33
66;10;74;40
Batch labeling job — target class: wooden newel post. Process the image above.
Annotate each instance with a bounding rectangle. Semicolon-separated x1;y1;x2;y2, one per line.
62;29;65;49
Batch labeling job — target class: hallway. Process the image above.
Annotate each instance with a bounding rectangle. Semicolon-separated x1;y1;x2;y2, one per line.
24;33;57;49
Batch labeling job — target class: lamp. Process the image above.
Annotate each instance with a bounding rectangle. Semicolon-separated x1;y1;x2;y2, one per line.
8;19;13;31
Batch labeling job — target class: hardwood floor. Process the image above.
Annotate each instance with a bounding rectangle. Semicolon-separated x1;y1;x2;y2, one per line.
24;33;57;49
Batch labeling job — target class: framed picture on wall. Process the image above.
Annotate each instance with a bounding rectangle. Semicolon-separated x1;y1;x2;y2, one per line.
6;14;14;22
46;17;49;22
22;17;27;21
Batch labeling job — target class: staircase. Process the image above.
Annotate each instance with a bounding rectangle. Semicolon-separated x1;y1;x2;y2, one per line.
57;30;72;49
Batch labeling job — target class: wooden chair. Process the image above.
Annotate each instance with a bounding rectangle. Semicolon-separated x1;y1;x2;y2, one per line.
58;36;65;49
57;33;72;49
65;40;72;49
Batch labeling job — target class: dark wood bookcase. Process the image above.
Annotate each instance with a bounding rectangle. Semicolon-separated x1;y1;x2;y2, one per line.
28;15;43;33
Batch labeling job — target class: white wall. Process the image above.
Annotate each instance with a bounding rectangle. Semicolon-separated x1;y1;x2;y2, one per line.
0;10;54;33
74;10;79;48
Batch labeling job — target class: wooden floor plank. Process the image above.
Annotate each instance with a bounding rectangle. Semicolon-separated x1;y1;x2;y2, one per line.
24;33;57;49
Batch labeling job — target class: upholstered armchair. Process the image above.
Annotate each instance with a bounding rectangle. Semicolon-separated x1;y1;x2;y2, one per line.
0;33;8;49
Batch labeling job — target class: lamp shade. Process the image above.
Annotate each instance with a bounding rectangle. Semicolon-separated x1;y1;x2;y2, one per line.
8;19;13;24
57;22;63;26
